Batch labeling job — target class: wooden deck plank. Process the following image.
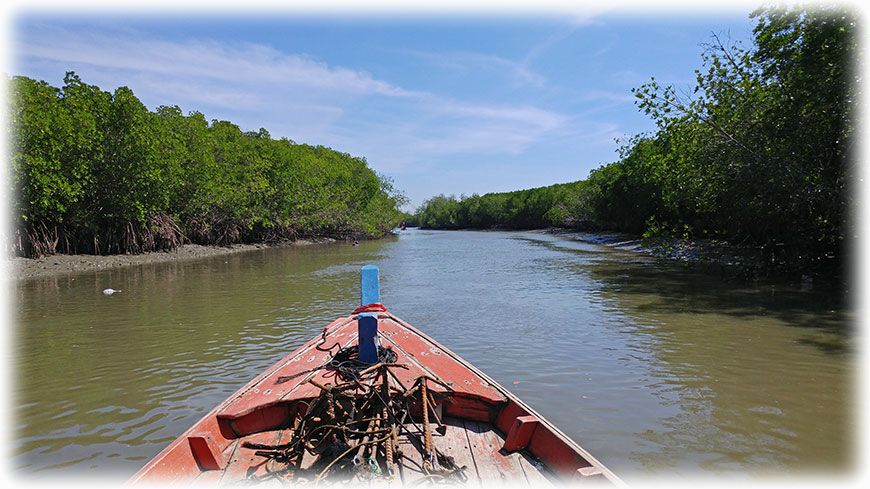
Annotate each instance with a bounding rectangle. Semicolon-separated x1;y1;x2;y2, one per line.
219;429;284;482
396;423;428;485
463;419;528;485
515;449;555;485
216;439;241;484
218;438;243;484
438;417;480;487
215;417;556;486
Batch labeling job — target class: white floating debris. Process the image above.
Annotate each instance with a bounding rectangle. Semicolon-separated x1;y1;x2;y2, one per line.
103;288;122;295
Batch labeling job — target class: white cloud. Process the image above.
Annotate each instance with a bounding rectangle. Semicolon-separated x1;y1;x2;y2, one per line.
15;26;420;98
400;48;548;89
13;23;578;179
435;101;565;128
424;101;567;152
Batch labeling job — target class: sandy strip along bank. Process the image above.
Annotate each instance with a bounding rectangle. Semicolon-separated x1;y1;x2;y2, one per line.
7;239;337;281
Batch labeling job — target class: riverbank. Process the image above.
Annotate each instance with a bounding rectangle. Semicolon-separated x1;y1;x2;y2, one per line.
7;238;338;280
543;228;791;283
10;228;829;287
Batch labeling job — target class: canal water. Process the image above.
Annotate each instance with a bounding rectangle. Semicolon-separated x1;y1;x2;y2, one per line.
10;229;855;484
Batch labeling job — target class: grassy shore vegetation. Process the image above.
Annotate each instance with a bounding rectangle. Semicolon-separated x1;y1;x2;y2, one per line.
8;73;407;258
414;5;856;279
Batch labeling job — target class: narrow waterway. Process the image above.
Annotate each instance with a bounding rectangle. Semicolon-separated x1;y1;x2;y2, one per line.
10;229;854;484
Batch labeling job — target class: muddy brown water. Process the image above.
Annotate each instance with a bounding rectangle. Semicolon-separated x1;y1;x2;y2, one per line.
10;229;855;484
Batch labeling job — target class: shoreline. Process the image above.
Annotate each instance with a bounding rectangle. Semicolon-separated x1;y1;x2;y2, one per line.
539;228;790;282
7;238;338;280
9;228;823;287
541;228;850;292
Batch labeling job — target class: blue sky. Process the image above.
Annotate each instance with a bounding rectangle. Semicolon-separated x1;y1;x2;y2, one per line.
6;1;762;211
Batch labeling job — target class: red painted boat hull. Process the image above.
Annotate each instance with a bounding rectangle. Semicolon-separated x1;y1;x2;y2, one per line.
128;311;624;486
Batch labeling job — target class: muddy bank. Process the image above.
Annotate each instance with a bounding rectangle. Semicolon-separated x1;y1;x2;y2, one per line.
8;238;338;280
543;228;780;282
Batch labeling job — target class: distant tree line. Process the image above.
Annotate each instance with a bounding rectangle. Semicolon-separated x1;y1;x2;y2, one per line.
8;73;407;257
415;5;856;278
414;181;593;230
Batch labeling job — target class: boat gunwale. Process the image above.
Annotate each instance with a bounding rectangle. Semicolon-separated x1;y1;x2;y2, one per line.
384;311;625;487
128;311;625;486
126;316;355;484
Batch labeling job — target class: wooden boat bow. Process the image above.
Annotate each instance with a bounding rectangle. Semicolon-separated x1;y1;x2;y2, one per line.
128;267;625;486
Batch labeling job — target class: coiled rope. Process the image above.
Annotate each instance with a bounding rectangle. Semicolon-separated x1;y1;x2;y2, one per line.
327;344;397;381
249;304;467;484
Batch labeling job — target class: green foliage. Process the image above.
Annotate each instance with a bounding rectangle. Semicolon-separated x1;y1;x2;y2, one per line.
415;181;593;231
8;73;406;257
416;5;854;278
627;4;855;274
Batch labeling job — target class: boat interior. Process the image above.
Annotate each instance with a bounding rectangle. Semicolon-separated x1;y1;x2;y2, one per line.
132;313;615;486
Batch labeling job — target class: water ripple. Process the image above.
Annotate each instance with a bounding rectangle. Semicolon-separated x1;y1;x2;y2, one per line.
12;229;853;480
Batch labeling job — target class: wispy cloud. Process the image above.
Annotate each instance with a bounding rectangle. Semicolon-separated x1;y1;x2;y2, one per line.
13;22;584;204
398;48;547;89
522;24;580;65
16;25;422;98
324;97;570;175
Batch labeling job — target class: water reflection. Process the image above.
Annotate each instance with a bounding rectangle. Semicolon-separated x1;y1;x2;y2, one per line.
12;229;853;482
562;236;853;475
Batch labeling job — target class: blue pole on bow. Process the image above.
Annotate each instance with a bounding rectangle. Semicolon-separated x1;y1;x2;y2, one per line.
358;265;380;364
